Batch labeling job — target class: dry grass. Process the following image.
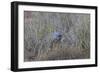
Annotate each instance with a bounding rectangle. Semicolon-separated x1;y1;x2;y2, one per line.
24;11;90;62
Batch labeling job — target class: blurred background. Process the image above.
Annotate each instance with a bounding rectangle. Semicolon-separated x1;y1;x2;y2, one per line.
24;11;90;61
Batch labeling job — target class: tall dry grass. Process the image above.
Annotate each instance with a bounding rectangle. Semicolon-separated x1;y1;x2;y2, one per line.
24;11;90;62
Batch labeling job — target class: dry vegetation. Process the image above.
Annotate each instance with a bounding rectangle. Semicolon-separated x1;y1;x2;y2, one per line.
24;11;90;62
